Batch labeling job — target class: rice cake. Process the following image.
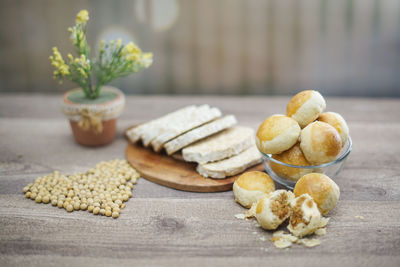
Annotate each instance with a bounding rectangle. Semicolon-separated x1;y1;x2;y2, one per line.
126;105;196;144
151;105;222;152
196;145;262;179
182;126;254;164
164;115;237;155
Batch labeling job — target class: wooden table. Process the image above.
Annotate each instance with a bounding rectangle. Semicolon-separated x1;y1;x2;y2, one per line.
1;94;399;266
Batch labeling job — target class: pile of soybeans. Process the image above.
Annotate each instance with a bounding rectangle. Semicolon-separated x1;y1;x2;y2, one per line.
22;159;140;219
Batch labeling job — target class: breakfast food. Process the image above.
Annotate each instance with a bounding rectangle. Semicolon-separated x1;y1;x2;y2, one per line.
318;112;349;146
255;190;295;230
286;90;326;128
197;145;262;179
151;105;222;151
22;159;139;219
164;115;237;155
182;126;254;164
233;171;275;208
127;105;196;144
127;104;263;178
270;143;312;181
300;121;342;164
256;115;301;155
293;173;340;215
287;194;322;237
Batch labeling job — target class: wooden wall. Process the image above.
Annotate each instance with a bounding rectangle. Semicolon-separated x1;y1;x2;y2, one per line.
0;0;399;96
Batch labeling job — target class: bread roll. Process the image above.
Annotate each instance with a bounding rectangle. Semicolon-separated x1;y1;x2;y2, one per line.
255;190;295;230
287;90;326;128
271;143;312;182
300;121;342;164
256;115;301;155
293;173;340;215
233;171;275;208
318;112;349;146
287;193;322;237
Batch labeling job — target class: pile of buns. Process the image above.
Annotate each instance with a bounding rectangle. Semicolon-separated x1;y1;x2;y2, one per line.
231;90;349;249
256;90;349;181
233;170;339;248
126;105;261;179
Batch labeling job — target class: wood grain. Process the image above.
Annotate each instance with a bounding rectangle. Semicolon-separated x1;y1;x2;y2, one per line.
1;95;400;267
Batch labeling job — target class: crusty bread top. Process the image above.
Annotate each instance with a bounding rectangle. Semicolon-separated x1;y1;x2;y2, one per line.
272;143;310;167
256;115;299;142
286;90;314;117
318;112;349;146
293;173;340;215
235;171;275;193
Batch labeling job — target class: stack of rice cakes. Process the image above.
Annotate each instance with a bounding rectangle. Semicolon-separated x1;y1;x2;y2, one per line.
127;105;261;179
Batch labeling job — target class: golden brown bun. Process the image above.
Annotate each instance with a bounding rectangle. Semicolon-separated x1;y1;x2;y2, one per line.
271;143;312;182
233;171;275;208
300;121;342;164
256;115;301;155
318;112;349;146
287;90;326;128
293;173;340;215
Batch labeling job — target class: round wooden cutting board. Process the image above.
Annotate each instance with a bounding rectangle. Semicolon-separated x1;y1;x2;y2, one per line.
125;129;264;192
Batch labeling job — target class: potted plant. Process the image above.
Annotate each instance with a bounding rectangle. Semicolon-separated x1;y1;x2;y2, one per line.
49;10;153;146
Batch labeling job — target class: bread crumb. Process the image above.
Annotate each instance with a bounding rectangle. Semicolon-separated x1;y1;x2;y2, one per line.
319;217;330;228
315;228;327;236
252;231;258;235
299;238;321;247
234;213;246;220
355;215;365;220
282;234;298;243
259;236;266;241
245;203;257;218
274;238;293;249
272;230;285;237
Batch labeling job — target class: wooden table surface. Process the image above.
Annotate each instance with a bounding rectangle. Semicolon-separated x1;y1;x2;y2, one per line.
1;94;399;267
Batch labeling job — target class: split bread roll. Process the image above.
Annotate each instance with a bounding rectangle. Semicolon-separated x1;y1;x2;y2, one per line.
255;190;295;230
300;121;342;165
233;171;275;208
271;143;312;182
293;173;340;215
256;115;301;155
287;193;322;237
318;112;349;146
287;90;326;128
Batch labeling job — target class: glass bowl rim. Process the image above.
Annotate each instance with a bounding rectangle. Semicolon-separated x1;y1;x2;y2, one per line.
258;136;352;169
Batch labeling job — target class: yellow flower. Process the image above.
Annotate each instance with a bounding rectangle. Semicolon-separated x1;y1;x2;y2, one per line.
142;53;153;68
99;40;105;51
76;10;89;24
49;47;70;76
116;39;122;49
124;42;141;54
123;42;142;61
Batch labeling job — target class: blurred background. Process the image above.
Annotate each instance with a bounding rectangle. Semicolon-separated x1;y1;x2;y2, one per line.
0;0;399;97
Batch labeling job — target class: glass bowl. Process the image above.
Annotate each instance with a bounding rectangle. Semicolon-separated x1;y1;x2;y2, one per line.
259;137;352;190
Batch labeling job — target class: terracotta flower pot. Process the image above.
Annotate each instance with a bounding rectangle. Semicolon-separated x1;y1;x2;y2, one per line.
61;86;125;147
